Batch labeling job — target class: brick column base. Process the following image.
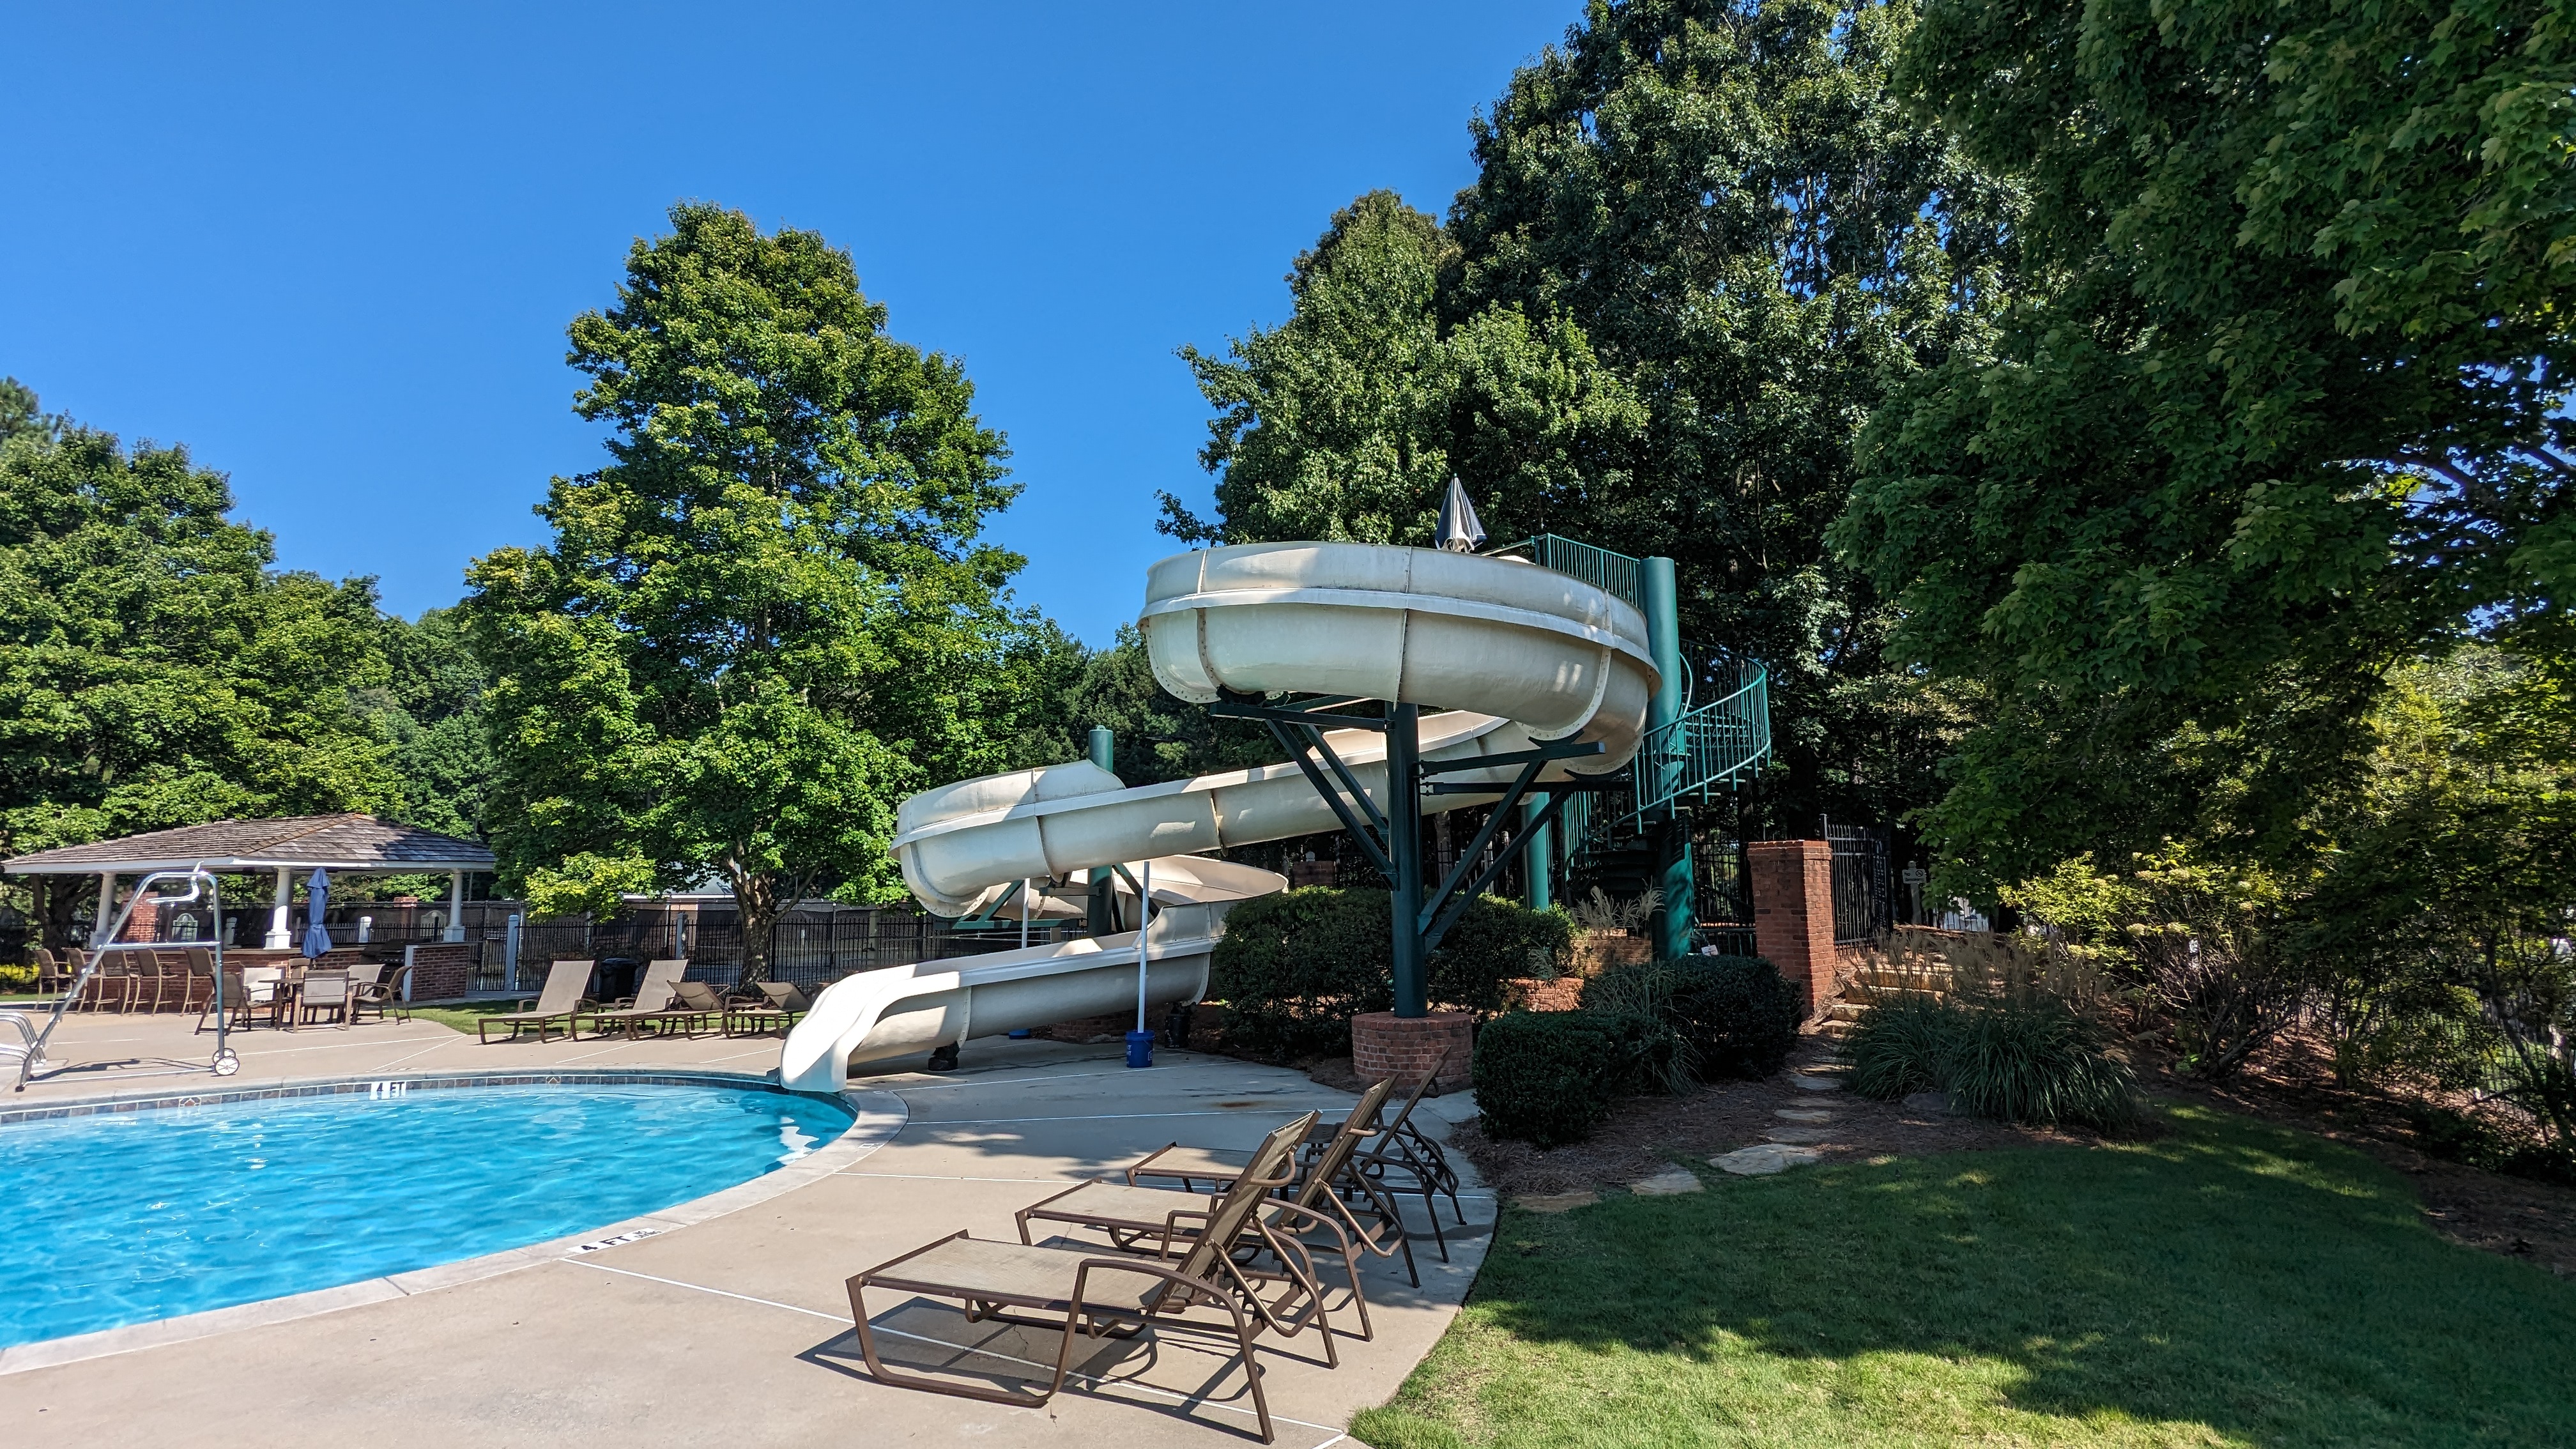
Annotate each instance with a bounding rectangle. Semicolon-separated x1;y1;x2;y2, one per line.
1749;839;1838;1020
402;942;475;1002
1350;1011;1473;1095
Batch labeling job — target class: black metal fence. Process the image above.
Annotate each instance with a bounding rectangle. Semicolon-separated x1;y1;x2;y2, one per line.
1826;820;1893;944
466;901;1084;994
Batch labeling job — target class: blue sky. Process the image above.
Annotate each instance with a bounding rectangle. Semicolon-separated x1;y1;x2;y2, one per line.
1;1;1575;646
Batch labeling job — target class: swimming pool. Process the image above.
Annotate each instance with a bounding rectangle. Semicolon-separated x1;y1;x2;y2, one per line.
1;1080;857;1348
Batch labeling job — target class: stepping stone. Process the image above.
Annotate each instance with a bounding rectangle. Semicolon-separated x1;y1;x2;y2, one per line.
1901;1091;1958;1117
1763;1126;1833;1144
1790;1073;1843;1092
1627;1167;1705;1196
1775;1107;1834;1123
1516;1190;1598;1213
1710;1144;1822;1176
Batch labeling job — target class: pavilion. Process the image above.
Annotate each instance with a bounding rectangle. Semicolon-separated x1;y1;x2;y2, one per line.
3;814;496;949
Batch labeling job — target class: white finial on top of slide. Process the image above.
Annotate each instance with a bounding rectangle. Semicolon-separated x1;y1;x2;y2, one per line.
1435;476;1486;553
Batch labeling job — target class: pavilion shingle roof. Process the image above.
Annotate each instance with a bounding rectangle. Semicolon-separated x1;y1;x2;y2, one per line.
2;814;496;875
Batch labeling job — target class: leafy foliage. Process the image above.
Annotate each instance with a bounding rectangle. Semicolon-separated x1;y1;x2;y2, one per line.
0;404;408;946
1054;624;1273;786
1586;952;1802;1081
1843;992;2136;1131
1839;0;2576;887
1209;887;1573;1059
1473;1009;1676;1146
466;204;1062;977
1160;190;1644;548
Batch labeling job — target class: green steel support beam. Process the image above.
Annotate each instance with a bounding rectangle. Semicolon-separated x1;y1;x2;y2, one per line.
1643;556;1696;960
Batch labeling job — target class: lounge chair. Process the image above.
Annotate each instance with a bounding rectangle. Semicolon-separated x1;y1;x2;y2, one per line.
1022;1077;1412;1340
585;959;689;1038
1346;1047;1467;1259
847;1112;1331;1443
1124;1074;1392;1194
726;979;809;1036
641;979;728;1037
475;958;595;1044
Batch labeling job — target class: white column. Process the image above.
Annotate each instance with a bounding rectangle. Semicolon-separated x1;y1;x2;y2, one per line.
91;871;118;947
264;866;293;949
443;871;466;942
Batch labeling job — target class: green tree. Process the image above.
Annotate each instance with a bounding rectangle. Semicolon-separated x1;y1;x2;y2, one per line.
1059;625;1274;785
0;405;401;947
466;203;1057;979
1163;190;1644;547
342;606;498;891
1836;0;2575;889
1445;0;2018;832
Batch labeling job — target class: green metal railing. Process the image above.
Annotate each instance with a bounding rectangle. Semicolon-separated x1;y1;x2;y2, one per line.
1491;535;1643;611
1480;533;1774;888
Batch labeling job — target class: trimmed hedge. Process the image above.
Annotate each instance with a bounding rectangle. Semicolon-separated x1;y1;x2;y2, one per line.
1472;1009;1675;1146
1209;887;1571;1061
1584;953;1802;1082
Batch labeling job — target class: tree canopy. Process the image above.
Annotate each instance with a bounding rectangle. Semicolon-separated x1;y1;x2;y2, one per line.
0;396;415;943
1173;2;2018;832
1836;0;2576;889
466;203;1068;976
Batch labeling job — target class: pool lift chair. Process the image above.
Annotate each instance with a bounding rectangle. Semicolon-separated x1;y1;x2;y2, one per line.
7;866;243;1092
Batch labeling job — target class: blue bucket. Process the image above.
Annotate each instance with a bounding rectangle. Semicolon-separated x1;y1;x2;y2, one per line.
1124;1029;1156;1069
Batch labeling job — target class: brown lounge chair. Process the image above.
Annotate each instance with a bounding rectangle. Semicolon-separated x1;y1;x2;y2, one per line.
585;959;689;1039
476;958;595;1044
846;1111;1330;1443
1021;1076;1411;1339
726;979;809;1036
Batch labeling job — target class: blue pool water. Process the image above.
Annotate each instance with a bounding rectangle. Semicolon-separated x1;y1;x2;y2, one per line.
0;1083;855;1347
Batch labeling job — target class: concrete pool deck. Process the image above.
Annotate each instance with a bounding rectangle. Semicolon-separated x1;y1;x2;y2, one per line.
0;1009;1491;1446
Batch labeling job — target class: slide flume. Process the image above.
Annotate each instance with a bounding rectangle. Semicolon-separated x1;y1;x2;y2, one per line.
778;542;1659;1091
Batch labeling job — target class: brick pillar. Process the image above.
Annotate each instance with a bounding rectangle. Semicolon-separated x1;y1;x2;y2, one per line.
1749;839;1836;1019
1350;1011;1473;1095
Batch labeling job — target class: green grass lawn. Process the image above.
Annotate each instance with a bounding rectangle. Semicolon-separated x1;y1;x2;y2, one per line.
1357;1105;2576;1448
401;1000;533;1035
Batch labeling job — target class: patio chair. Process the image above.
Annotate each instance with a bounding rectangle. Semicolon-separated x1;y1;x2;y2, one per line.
726;979;809;1036
641;979;728;1038
1346;1048;1466;1260
351;962;408;1023
1124;1075;1392;1195
31;947;63;998
475;958;595;1044
585;959;689;1039
845;1111;1331;1444
300;968;354;1028
181;947;217;1014
1022;1077;1412;1340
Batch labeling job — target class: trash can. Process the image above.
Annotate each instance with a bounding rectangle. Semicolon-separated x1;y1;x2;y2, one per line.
594;957;644;1004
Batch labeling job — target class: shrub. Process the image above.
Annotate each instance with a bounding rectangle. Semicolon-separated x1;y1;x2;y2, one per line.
1944;996;2139;1131
1843;992;1956;1101
1209;888;1390;1060
0;961;34;992
1473;1009;1670;1146
1209;888;1570;1059
1583;953;1801;1082
1432;896;1574;1008
1843;993;2138;1131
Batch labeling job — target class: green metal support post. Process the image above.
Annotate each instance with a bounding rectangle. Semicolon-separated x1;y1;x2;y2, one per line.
1521;794;1552;912
1087;726;1117;934
1643;556;1695;960
1386;703;1427;1017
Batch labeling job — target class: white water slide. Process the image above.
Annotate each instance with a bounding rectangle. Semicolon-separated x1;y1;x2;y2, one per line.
777;542;1660;1092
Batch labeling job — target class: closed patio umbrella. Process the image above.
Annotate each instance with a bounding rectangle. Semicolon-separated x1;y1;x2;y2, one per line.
301;868;332;959
1434;476;1485;553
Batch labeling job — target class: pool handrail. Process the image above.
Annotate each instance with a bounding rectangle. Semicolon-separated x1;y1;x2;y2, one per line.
13;866;240;1092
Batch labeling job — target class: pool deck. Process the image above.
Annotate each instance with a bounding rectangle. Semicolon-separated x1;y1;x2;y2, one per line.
0;1009;1493;1446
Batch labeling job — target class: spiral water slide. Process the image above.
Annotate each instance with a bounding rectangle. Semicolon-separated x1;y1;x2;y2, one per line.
777;542;1660;1092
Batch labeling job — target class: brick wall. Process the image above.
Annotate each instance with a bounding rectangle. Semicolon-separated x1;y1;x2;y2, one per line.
1749;839;1838;1020
1350;1010;1473;1094
402;942;474;1002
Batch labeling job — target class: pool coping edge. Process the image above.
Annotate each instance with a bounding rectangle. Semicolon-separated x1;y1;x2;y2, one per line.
0;1070;908;1376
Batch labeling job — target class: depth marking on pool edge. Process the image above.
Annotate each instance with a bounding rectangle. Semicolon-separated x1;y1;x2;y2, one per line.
562;1258;1344;1438
568;1227;663;1254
